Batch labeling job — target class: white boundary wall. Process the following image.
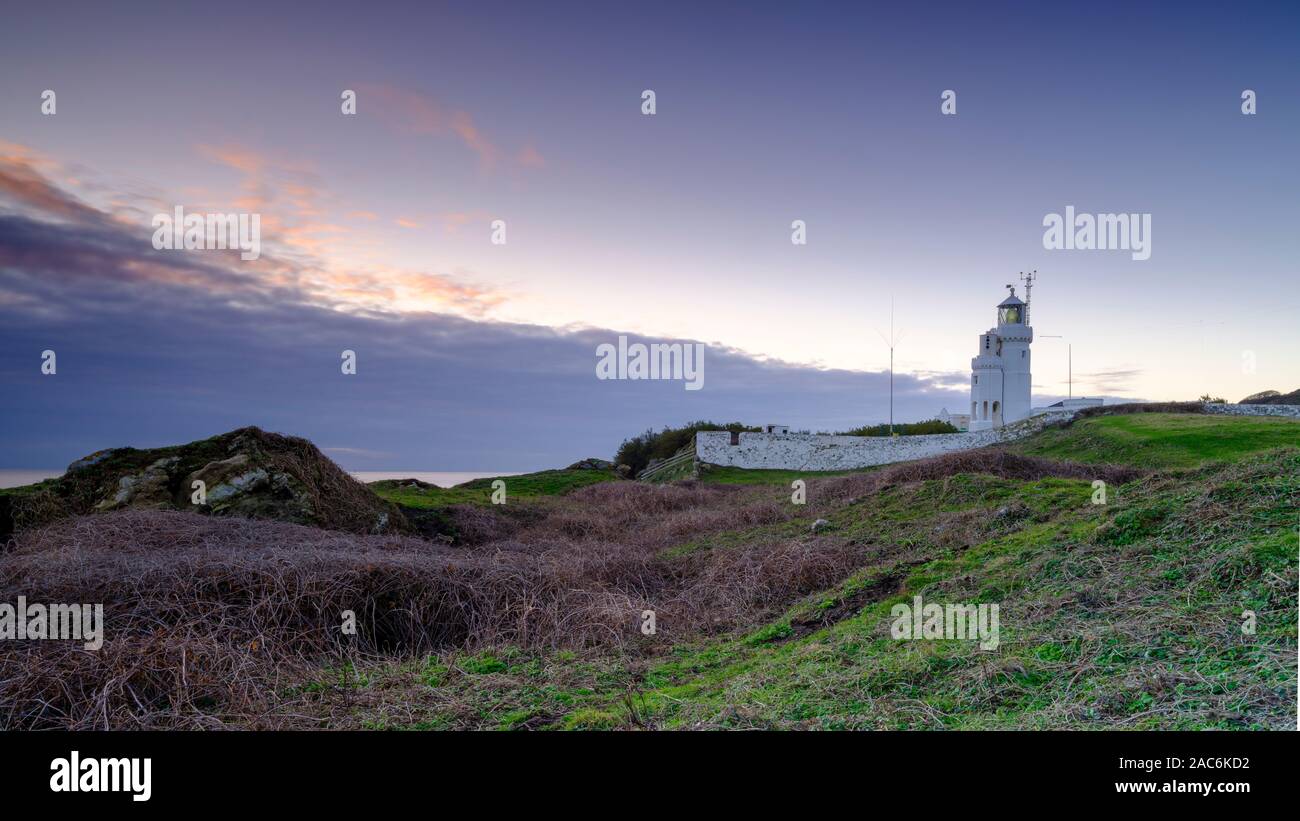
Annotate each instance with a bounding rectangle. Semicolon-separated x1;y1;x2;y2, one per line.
696;412;1073;471
1203;403;1300;419
695;404;1300;471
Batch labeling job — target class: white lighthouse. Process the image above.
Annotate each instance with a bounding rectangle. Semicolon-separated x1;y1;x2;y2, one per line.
969;284;1033;430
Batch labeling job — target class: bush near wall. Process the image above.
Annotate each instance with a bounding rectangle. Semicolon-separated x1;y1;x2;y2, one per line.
616;421;760;477
837;419;959;437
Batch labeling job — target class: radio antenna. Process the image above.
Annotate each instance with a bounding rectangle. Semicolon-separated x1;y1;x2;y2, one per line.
1019;269;1037;325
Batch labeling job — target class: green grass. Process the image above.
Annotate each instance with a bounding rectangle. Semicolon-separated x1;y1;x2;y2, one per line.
0;478;60;498
369;468;617;508
586;449;1297;730
296;412;1298;730
1012;413;1299;469
697;465;860;486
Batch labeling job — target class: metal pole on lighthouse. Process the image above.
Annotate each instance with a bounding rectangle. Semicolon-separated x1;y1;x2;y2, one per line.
1019;269;1037;325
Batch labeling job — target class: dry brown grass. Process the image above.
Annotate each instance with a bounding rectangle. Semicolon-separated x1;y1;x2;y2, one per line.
0;444;1149;729
0;479;853;728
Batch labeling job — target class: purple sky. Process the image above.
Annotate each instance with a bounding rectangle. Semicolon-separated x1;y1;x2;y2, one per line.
2;1;1298;470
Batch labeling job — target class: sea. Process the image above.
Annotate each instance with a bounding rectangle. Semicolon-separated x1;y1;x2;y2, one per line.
0;470;519;490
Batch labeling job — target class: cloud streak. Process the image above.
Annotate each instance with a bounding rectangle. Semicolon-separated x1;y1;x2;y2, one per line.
356;83;543;172
1076;368;1143;393
0;144;506;320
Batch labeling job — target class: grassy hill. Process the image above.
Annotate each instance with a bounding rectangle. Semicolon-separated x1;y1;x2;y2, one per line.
3;413;1294;730
1010;412;1298;469
369;468;617;508
366;468;620;544
317;413;1299;730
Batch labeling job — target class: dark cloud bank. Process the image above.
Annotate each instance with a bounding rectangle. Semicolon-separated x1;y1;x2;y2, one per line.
0;175;968;471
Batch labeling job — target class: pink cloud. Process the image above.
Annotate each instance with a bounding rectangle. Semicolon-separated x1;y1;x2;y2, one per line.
1;142;509;320
197;145;265;175
516;144;545;169
357;83;542;172
0;142;102;223
437;209;492;234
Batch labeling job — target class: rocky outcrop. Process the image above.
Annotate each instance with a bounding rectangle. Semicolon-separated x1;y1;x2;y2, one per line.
4;427;411;537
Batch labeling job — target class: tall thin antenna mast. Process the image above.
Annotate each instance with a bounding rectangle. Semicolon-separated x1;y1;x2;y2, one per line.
875;297;905;436
1019;269;1037;325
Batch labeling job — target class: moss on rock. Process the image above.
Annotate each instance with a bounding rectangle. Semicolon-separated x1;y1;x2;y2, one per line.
4;427;410;537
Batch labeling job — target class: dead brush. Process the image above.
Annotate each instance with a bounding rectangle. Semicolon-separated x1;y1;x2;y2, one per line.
0;472;857;728
0;511;658;728
0;447;1160;729
666;537;869;633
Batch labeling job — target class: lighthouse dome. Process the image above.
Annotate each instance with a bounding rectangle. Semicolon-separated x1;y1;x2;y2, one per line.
996;287;1027;326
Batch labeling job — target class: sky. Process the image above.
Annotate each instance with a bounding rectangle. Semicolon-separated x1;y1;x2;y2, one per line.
1;0;1298;470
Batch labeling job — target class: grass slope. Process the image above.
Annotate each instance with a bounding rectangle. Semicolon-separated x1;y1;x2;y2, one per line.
369;468;617;508
336;414;1296;730
1011;413;1299;469
625;456;1294;729
7;413;1290;730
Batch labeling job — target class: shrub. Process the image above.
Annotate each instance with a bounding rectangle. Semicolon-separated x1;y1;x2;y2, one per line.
615;421;759;477
837;418;959;436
